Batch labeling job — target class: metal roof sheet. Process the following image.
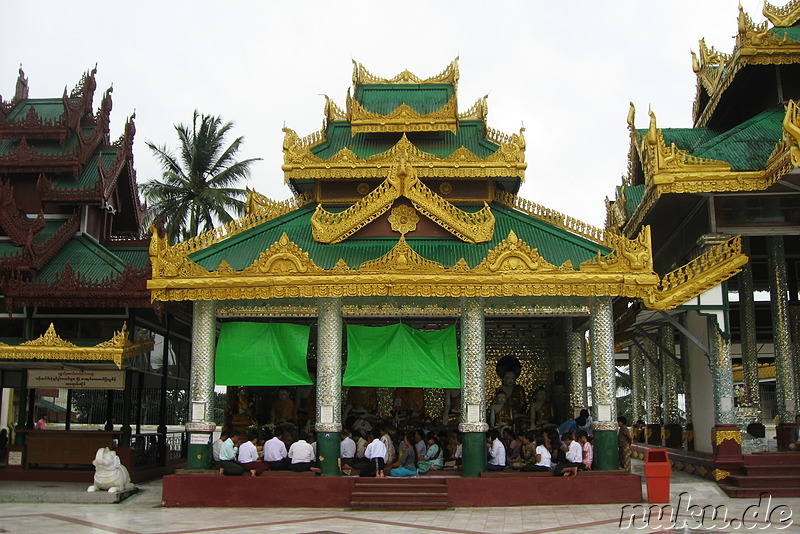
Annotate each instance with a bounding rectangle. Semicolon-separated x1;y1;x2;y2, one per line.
355;84;455;115
311;120;499;161
35;234;130;283
692;106;783;170
5;99;66;122
189;203;609;272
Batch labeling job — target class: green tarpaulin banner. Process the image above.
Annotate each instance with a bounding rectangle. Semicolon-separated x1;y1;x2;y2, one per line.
343;323;460;388
215;322;312;386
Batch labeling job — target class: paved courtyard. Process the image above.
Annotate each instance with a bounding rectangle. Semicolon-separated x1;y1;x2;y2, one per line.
0;460;798;533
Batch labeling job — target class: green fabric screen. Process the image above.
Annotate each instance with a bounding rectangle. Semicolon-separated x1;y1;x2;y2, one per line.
343;323;460;388
215;322;312;386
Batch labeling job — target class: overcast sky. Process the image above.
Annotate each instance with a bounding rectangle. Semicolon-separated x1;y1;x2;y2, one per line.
1;1;767;227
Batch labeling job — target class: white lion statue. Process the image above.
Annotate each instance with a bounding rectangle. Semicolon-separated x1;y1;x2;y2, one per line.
87;447;134;493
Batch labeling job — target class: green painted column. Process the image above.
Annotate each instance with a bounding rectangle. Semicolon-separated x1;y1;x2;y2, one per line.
186;300;217;470
459;297;488;478
590;296;618;470
316;297;343;476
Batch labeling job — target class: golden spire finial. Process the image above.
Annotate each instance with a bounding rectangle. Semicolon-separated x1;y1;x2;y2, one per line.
691;50;700;73
627;102;636;130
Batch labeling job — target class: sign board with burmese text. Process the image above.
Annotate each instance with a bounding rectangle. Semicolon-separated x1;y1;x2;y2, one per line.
27;369;125;390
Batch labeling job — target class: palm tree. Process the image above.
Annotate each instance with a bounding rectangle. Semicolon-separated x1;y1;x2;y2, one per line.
142;110;260;242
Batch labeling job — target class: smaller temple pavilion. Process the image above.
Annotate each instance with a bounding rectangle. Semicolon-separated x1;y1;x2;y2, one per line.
149;59;747;489
0;68;190;482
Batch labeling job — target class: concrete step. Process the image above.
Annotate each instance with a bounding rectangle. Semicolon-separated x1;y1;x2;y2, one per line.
353;483;447;493
719;484;800;498
354;477;447;484
350;501;449;511
728;475;800;488
742;454;800;466
744;465;800;477
351;491;448;503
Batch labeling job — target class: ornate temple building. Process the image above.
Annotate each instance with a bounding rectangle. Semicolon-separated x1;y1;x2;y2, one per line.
607;2;800;496
149;58;745;483
0;68;189;480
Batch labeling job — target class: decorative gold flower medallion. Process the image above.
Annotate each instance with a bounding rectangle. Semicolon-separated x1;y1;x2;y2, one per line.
388;204;420;235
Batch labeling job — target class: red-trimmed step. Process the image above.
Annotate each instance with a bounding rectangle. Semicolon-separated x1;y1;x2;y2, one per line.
349;477;449;511
720;453;800;498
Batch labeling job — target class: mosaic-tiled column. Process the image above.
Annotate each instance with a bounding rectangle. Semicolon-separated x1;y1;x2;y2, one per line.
767;236;799;447
460;297;488;477
316;297;343;476
565;317;587;415
679;314;694;450
739;238;760;409
709;315;742;474
660;324;682;448
589;297;617;470
186;300;216;469
643;337;662;444
629;345;644;426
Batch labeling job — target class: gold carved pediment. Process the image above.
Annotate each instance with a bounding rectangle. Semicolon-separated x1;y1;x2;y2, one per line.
242;233;321;275
475;230;562;273
359;235;445;272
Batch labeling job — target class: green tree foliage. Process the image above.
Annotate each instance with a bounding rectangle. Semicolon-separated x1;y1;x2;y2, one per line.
142;111;260;243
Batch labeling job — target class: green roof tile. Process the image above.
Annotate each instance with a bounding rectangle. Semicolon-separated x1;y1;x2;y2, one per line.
35;235;130;283
692;106;783;170
5;98;67;122
189;203;609;272
47;149;117;191
772;26;800;43
660;128;720;151
110;247;149;269
311;120;499;161
355;84;454;115
624;184;645;218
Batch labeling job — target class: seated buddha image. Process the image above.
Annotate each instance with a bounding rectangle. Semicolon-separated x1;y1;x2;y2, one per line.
494;356;528;420
392;387;425;426
270;388;296;423
489;390;514;428
530;386;556;429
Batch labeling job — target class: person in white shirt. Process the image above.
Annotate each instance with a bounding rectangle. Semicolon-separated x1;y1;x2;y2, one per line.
553;433;581;477
288;433;320;472
487;429;506;471
340;430;356;460
263;428;290;470
237;433;267;477
353;430;367;459
212;430;228;463
360;435;387;477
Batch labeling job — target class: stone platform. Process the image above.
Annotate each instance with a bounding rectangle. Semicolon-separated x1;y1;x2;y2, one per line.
0;481;138;504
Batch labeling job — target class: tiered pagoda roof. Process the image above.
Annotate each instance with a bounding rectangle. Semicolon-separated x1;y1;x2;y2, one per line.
150;61;746;312
0;67;150;313
607;3;800;247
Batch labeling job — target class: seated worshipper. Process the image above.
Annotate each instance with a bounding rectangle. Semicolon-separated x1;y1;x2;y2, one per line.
218;430;244;476
418;432;444;473
414;429;427;460
530;387;557;429
577;430;593;469
212;430;230;466
520;433;553;472
271;388;297;423
487;428;506;471
503;428;522;462
489;391;515;429
790;414;800;450
340;430;356;461
510;431;536;470
344;387;378;430
556;416;587;440
360;433;387;477
552;433;582;477
548;430;567;465
238;432;268;477
577;409;593;436
352;430;367;458
390;432;420;477
377;425;396;467
454;434;463;469
35;415;47;430
393;388;425;426
263;428;290;470
288;433;320;472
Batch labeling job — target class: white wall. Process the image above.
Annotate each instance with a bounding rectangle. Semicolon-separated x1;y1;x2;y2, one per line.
686;311;714;453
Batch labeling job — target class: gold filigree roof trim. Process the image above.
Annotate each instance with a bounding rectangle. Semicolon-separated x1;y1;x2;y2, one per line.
310;154;495;243
358;235;445;272
458;96;488;121
282;124;526;182
475;230;563;273
764;0;800;27
241;233;322;275
581;227;653;273
352;58;459;88
347;94;458;134
161;191;314;257
494;189;606;245
0;322;154;368
646;235;748;310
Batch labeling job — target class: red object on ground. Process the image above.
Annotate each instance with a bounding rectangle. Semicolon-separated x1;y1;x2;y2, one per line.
644;448;671;503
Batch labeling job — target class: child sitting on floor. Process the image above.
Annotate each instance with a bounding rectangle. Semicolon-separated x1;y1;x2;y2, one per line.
577;430;593;470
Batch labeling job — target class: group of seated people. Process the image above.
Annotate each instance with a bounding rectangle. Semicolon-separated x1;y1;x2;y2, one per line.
340;425;461;477
487;425;594;476
212;427;321;476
